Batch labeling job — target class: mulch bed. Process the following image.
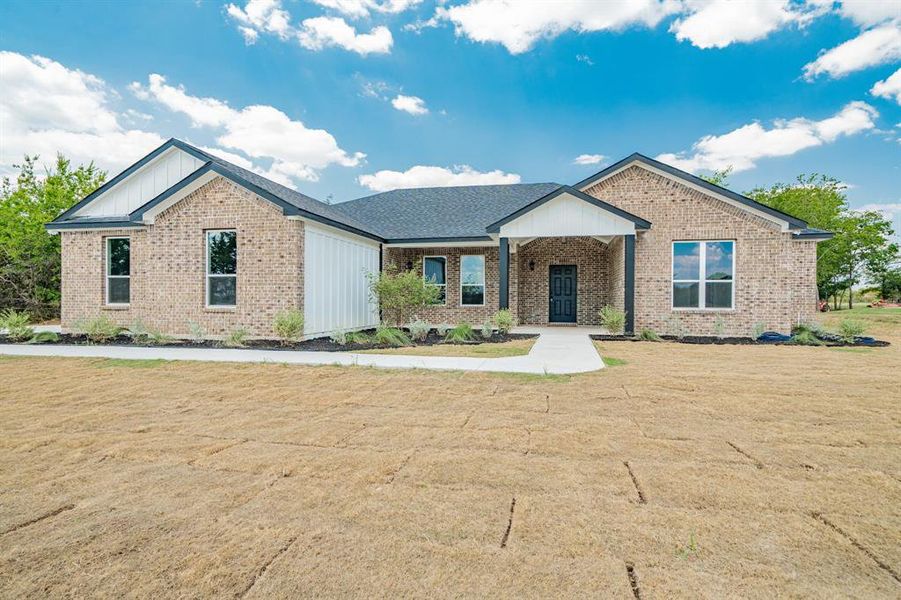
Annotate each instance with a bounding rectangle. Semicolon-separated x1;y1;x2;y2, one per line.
0;330;537;353
590;334;890;347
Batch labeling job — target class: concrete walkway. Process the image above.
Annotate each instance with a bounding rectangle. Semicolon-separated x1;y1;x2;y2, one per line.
0;325;604;375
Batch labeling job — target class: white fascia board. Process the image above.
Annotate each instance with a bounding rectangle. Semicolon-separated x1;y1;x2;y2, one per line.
579;160;794;232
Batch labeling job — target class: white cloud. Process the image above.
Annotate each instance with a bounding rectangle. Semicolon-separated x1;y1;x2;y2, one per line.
131;74;364;183
226;0;393;55
359;164;521;191
656;101;878;173
803;22;901;80
575;54;594;66
0;51;163;176
836;0;901;28
311;0;421;18
298;17;393;55
574;154;606;165
670;0;813;49
225;0;293;44
391;94;429;115
437;0;679;54
871;67;901;105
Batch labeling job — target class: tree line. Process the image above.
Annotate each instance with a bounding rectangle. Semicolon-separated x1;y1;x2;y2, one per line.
1;155;898;320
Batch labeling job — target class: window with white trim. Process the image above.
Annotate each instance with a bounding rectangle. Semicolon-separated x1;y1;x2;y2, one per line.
206;230;237;307
423;256;446;304
460;255;485;306
672;241;734;309
106;237;130;305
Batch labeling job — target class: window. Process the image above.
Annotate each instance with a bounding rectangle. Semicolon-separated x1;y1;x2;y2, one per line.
460;255;485;306
423;256;446;304
672;241;734;309
106;237;130;305
206;230;237;307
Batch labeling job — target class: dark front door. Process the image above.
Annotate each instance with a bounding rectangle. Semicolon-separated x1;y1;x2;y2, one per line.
549;265;577;323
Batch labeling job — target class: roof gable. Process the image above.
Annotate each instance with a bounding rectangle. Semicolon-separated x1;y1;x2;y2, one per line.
574;153;808;230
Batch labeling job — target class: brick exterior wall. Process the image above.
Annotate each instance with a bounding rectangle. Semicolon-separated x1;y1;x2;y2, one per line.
382;246;500;325
60;178;304;338
516;237;609;325
584;166;818;336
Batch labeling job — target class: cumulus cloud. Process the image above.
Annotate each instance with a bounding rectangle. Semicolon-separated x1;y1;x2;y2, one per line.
391;94;429;115
656;101;879;173
803;23;901;80
836;0;901;28
311;0;421;18
670;0;816;49
130;74;364;184
359;164;521;191
436;0;679;54
871;67;901;105
574;154;606;165
226;0;393;55
0;51;163;176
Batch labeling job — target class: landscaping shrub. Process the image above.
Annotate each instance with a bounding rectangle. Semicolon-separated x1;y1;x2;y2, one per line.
330;331;347;345
274;309;304;345
664;314;685;339
146;329;174;346
375;324;412;347
638;328;662;342
222;328;248;348
407;317;431;342
480;322;493;339
367;262;442;326
493;309;515;334
128;320;150;343
30;330;59;343
445;323;475;343
75;315;123;344
346;331;372;345
0;309;34;342
435;323;452;337
790;329;823;346
750;322;766;340
187;321;206;344
598;305;626;334
713;316;726;338
838;318;866;344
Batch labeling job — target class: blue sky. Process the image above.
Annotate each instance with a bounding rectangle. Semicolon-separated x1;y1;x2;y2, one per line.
1;0;899;229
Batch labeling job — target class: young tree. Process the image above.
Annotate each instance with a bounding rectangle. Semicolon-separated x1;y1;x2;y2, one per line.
0;155;106;319
366;261;441;326
831;211;897;309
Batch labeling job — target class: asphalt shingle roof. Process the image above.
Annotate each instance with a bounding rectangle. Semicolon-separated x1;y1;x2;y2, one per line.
332;183;563;241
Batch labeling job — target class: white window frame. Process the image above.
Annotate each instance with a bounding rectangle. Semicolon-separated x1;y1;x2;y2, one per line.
460;254;486;307
105;236;130;306
671;240;735;311
422;255;447;305
205;229;237;308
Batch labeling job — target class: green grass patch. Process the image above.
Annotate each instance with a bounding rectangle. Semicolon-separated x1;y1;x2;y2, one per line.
602;356;627;367
94;358;169;369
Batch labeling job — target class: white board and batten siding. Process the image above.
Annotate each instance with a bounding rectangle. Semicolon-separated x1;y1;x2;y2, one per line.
303;223;380;337
76;148;205;217
499;192;636;238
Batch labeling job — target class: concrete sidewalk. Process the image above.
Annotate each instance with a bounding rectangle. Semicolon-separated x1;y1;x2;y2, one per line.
0;326;604;375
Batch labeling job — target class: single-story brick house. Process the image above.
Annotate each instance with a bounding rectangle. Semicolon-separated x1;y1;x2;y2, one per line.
47;139;831;338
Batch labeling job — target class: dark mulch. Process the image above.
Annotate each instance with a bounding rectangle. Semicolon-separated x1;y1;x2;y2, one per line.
590;334;890;347
0;330;536;353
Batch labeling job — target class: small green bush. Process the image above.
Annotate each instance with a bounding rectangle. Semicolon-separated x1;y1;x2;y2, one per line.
838;319;866;344
435;323;452;336
346;331;372;345
222;327;248;348
128;320;150;343
330;331;347;345
274;309;304;345
598;305;626;335
664;314;685;339
76;315;123;344
790;329;823;346
713;316;726;338
750;322;766;340
480;322;493;340
146;329;174;345
445;323;475;344
407;317;431;342
493;309;515;334
187;321;206;344
30;330;59;344
638;328;662;342
375;325;412;347
0;309;34;342
367;262;442;326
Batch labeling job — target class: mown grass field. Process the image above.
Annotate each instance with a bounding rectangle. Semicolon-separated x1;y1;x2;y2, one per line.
1;310;898;598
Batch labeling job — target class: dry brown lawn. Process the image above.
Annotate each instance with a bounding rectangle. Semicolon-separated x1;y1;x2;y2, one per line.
1;312;899;598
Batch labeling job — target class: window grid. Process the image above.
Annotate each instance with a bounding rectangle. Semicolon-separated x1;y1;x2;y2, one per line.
460;254;486;307
206;230;237;308
671;240;734;310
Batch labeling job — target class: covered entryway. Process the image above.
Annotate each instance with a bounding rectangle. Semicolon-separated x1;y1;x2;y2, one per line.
489;185;649;333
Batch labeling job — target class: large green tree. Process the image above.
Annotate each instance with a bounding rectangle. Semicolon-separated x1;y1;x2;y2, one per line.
0;155;106;319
